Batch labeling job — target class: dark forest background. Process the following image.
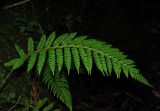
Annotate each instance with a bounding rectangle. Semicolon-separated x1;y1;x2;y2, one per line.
0;0;160;111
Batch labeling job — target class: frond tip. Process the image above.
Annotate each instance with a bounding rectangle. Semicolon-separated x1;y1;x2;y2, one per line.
5;32;152;87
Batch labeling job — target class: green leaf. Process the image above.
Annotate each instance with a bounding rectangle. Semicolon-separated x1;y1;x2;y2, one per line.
43;70;72;111
85;49;92;74
27;52;37;72
105;56;112;76
93;51;104;74
64;48;71;74
4;58;19;67
33;98;48;111
71;48;80;73
51;72;72;111
112;59;121;78
43;103;54;111
70;36;87;44
48;49;56;76
100;54;108;76
37;50;46;74
61;32;77;45
12;57;26;70
79;48;89;73
56;48;63;72
37;34;46;49
28;37;34;53
45;32;56;48
122;64;129;78
15;44;26;57
53;33;68;46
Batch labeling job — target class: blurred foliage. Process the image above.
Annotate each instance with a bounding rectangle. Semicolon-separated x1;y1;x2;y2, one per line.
15;16;42;34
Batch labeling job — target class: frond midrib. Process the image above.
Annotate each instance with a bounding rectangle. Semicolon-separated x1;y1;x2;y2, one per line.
26;44;132;73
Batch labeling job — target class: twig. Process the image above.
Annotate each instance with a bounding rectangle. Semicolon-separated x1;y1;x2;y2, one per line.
7;96;22;111
0;70;13;91
2;0;31;9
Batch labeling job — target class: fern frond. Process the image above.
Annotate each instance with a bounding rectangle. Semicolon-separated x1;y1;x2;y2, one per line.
28;37;34;53
43;103;54;111
53;33;68;46
79;48;90;73
33;98;60;111
5;32;152;111
37;50;46;74
93;51;104;74
70;36;87;44
71;48;80;73
105;56;112;75
27;52;37;72
37;34;46;50
85;49;92;74
64;48;72;74
45;32;56;48
12;57;26;70
15;44;26;58
56;48;63;72
112;59;121;78
99;54;108;76
4;58;19;67
5;32;152;86
33;98;48;111
48;49;56;76
42;69;72;111
61;32;77;45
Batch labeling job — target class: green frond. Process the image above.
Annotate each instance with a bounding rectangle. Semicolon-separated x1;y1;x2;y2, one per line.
33;98;48;111
4;58;19;67
37;50;46;74
5;32;151;86
85;49;92;74
56;48;63;72
61;32;77;45
99;54;108;76
105;56;112;76
112;59;121;78
71;48;80;73
37;34;46;50
51;72;72;111
70;36;87;44
83;39;106;50
33;98;59;111
45;32;56;48
93;51;104;74
79;48;90;73
43;103;54;111
12;57;26;70
129;68;151;87
121;59;134;78
5;32;152;111
42;69;72;111
15;44;26;58
48;48;56;76
53;33;68;46
28;37;34;53
27;52;37;72
64;48;72;74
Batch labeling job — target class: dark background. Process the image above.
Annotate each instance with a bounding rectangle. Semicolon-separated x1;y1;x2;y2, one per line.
0;0;160;111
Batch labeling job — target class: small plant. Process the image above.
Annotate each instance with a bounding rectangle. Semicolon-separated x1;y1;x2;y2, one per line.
33;98;61;111
4;32;151;111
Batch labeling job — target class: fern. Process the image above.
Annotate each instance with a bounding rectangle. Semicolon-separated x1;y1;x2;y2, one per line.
33;98;61;111
42;67;72;111
5;32;152;111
